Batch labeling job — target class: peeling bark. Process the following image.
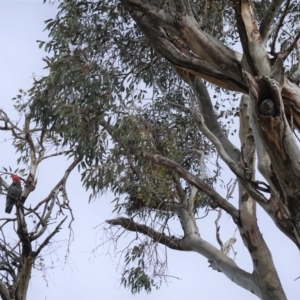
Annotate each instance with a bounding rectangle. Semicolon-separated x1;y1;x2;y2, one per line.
107;1;300;299
234;0;271;75
238;94;287;299
245;72;300;237
239;210;287;300
121;0;300;129
14;256;33;300
239;94;256;216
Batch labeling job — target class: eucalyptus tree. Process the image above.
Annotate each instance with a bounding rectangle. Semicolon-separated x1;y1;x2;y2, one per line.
0;96;80;300
27;0;300;299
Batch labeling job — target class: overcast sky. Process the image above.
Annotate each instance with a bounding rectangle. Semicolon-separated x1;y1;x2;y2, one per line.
0;1;299;300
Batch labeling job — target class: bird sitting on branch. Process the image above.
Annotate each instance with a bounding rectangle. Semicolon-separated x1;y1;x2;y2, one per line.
5;174;22;214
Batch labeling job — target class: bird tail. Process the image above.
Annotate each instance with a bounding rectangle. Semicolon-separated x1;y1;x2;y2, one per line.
5;206;13;214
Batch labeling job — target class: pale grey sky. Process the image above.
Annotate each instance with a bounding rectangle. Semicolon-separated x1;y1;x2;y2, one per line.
0;1;299;300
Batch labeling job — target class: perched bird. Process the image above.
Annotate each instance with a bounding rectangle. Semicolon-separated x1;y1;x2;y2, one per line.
5;175;22;214
258;99;276;116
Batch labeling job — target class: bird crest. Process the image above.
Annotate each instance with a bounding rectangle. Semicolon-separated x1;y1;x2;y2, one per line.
11;174;21;184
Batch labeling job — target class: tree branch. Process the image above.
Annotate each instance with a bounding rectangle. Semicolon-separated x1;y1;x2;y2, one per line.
177;70;240;162
145;153;240;221
122;0;300;132
38;149;74;162
281;31;300;60
106;217;186;250
106;216;261;298
233;0;271;75
270;0;290;56
29;155;82;212
259;0;284;42
33;217;67;258
122;1;247;92
0;280;11;300
172;0;192;16
189;101;269;206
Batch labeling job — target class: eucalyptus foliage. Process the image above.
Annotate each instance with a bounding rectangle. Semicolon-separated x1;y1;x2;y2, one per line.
19;1;300;299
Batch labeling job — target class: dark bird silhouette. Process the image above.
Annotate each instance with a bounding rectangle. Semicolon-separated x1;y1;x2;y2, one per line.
258;99;276;116
5;175;22;214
